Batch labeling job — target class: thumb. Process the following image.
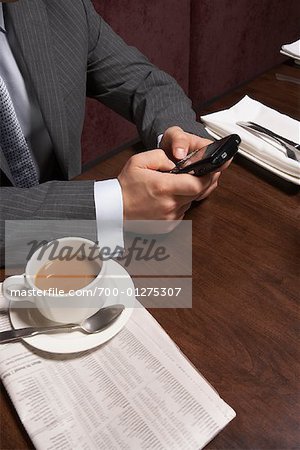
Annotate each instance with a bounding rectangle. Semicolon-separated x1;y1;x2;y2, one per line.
134;149;175;171
169;128;189;160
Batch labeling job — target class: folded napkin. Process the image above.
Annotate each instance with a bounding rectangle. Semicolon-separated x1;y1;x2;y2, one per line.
201;96;300;184
281;39;300;58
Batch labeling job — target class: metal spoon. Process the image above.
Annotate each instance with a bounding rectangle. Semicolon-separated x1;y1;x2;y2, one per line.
0;304;125;344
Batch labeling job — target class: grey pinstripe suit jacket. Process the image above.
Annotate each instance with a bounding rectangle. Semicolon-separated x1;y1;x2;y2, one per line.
0;0;209;254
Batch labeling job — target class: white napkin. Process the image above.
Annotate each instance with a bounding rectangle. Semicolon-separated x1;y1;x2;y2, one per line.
281;39;300;59
201;96;300;183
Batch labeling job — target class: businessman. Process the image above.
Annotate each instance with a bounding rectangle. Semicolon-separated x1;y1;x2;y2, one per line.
0;0;227;256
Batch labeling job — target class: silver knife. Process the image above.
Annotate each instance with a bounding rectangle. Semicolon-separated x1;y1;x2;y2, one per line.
237;121;300;161
242;121;300;148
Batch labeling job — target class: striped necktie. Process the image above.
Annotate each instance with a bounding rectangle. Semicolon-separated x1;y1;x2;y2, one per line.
0;75;39;188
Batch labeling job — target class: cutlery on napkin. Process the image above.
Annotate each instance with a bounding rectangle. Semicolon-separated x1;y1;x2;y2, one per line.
236;121;300;161
201;96;300;183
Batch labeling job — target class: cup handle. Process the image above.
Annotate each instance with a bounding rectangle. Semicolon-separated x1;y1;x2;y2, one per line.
2;275;34;302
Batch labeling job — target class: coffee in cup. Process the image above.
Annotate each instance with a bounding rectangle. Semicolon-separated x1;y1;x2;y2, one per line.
34;258;102;293
3;237;107;324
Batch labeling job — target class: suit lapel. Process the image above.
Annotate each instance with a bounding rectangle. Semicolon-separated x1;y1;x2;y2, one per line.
6;0;69;177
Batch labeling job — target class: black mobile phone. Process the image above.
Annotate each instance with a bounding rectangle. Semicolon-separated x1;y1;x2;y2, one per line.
170;134;241;176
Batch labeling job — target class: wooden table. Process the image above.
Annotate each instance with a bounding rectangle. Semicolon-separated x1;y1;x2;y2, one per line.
1;61;299;449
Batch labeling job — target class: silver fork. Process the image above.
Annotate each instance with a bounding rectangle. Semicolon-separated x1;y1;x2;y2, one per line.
237;121;300;161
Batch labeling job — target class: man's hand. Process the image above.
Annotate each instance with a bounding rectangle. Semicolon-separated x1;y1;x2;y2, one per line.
118;149;220;225
160;126;213;160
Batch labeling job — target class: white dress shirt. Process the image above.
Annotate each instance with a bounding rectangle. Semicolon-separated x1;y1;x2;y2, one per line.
0;5;124;252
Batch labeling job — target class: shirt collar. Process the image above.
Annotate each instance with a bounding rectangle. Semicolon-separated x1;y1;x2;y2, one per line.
0;4;7;33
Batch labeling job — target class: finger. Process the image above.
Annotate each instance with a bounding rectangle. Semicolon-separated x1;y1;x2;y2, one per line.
170;129;190;160
207;159;232;175
172;133;212;160
161;172;214;197
178;203;191;216
195;177;220;201
196;183;218;201
209;171;221;183
167;203;191;220
187;134;213;153
132;149;175;171
217;158;232;173
181;172;219;202
173;212;187;222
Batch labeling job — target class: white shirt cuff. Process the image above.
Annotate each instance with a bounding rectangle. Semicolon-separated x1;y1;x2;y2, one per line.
94;179;124;255
157;134;164;147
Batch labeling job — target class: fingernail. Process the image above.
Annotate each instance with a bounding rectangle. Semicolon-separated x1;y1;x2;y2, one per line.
175;148;186;159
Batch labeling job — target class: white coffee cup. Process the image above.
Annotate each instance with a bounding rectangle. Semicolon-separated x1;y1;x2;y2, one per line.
3;237;107;324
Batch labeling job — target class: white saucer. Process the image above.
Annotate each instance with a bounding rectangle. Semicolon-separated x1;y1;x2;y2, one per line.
9;260;136;354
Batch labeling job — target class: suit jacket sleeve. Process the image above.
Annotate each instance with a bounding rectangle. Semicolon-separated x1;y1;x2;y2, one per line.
0;181;96;263
83;0;212;149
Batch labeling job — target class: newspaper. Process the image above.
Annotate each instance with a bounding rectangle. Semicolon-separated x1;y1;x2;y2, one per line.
0;288;235;450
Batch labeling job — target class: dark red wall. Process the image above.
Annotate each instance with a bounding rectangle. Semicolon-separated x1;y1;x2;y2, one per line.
189;0;300;107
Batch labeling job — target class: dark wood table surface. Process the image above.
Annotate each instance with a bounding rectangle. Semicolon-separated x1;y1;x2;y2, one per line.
1;61;299;449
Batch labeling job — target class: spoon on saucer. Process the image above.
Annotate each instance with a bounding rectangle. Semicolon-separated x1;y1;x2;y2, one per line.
0;304;125;344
